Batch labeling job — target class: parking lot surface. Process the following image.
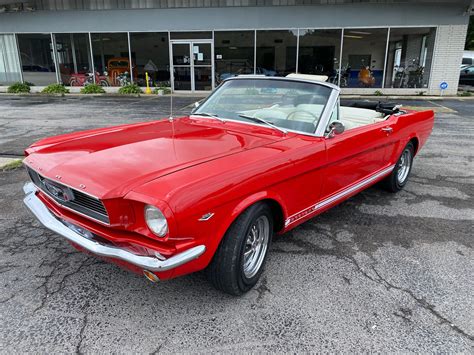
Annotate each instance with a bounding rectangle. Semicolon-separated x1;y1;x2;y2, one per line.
0;95;473;352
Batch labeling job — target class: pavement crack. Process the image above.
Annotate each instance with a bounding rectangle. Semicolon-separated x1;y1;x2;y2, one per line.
369;266;474;342
76;311;89;354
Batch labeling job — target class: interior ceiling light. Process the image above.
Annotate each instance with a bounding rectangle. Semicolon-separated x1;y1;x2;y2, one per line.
344;35;364;39
349;31;371;35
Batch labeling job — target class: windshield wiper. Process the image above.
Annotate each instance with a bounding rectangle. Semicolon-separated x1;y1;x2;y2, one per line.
238;114;287;135
192;112;225;122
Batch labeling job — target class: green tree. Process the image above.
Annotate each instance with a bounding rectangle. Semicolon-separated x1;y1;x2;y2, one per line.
466;16;474;50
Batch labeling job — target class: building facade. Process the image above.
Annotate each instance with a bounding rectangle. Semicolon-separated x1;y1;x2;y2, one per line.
0;0;472;95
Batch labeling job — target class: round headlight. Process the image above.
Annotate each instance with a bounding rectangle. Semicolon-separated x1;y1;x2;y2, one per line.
144;205;168;237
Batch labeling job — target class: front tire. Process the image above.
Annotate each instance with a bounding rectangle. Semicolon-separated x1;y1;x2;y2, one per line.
206;202;273;295
383;141;415;192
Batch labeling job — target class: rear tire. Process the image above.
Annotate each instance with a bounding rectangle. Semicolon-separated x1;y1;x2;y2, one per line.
206;202;273;295
383;142;415;192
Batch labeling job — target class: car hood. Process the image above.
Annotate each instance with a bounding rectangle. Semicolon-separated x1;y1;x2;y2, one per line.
24;117;286;199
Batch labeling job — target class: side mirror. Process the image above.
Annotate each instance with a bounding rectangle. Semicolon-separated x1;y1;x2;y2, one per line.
325;121;345;138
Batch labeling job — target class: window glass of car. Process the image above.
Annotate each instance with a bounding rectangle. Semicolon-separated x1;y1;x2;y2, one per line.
194;78;332;134
461;66;474;74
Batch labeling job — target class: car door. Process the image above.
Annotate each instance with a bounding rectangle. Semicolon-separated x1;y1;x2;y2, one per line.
320;113;394;205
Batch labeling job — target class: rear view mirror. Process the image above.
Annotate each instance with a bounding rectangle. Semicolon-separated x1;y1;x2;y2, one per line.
325;121;345;138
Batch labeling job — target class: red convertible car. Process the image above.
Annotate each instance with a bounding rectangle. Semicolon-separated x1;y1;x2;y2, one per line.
23;74;434;295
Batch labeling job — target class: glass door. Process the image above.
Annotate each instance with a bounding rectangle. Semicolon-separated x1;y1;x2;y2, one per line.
171;40;213;92
172;43;192;91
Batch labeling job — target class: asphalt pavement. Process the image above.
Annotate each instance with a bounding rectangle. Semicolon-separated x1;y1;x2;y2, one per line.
0;95;473;352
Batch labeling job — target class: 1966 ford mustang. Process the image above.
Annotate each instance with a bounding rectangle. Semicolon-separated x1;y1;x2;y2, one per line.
23;74;434;295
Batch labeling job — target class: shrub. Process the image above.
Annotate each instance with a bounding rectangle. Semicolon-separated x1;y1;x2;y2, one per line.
118;84;143;94
7;82;30;94
416;91;426;96
41;83;69;95
374;90;383;96
80;84;106;94
457;91;472;97
1;159;23;171
153;86;171;95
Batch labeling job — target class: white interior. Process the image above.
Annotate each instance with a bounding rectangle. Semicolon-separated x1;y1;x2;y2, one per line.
339;106;386;130
242;103;387;132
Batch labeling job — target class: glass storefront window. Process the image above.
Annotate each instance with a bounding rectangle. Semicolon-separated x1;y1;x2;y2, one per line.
340;28;388;88
298;29;342;85
256;30;297;77
91;33;130;87
0;34;22;85
17;33;57;86
129;32;170;87
170;32;212;40
215;31;254;84
384;27;436;89
54;33;94;86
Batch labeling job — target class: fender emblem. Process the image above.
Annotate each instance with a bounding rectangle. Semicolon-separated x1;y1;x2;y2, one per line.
198;213;214;221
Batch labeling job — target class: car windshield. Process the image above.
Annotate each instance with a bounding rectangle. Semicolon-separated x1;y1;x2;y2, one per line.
194;78;333;134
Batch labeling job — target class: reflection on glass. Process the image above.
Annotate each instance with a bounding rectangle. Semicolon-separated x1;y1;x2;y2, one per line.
256;30;297;77
17;33;57;86
215;31;255;84
91;33;131;87
341;28;388;88
54;33;95;86
129;32;169;87
194;66;212;91
173;43;191;65
384;28;436;89
193;43;211;66
298;29;342;85
0;34;22;85
174;67;191;90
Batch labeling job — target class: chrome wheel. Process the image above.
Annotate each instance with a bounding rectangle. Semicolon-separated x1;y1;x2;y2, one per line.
397;148;412;184
243;215;270;278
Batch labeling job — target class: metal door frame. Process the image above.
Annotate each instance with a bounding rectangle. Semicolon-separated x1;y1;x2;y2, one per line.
170;39;214;93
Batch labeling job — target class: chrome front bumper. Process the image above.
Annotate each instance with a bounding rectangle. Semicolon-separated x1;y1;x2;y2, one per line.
23;182;206;272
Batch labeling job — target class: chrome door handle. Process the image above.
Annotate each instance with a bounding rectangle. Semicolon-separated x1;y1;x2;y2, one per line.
381;127;393;133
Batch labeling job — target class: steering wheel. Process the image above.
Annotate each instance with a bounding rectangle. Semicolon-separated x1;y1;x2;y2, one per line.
286;110;319;123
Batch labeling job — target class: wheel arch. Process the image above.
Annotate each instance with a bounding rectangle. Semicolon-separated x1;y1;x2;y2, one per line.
408;135;420;155
227;191;288;234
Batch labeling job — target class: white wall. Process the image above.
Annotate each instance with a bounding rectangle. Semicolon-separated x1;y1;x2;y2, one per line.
428;24;468;95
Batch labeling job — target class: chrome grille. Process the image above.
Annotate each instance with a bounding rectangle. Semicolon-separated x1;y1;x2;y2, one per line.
26;166;109;224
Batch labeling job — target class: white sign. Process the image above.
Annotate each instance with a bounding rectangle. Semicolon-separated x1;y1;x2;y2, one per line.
197;53;204;61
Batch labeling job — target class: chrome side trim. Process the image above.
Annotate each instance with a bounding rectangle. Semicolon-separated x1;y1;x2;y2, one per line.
23;183;206;272
284;165;395;227
198;212;215;221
